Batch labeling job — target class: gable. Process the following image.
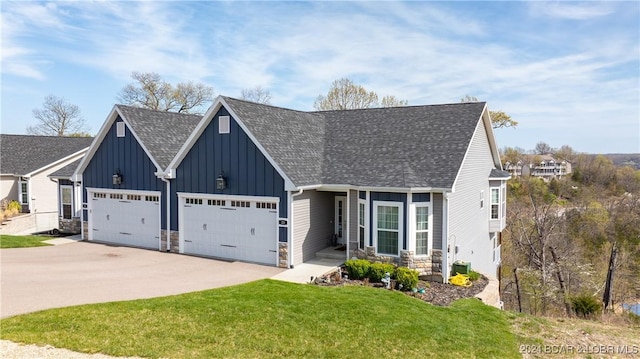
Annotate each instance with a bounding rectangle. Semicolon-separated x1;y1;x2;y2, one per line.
82;116;163;192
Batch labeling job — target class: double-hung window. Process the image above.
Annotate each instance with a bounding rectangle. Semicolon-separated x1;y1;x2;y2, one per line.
60;186;73;219
490;188;500;220
358;200;367;249
415;205;430;255
19;179;28;205
373;201;403;256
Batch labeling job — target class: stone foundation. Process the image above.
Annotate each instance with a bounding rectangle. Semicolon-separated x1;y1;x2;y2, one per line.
278;242;288;268
351;246;443;278
160;230;180;253
59;217;81;234
82;221;89;239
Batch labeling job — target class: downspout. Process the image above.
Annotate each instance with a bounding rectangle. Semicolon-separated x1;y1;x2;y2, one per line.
160;177;171;252
442;191;451;283
289;188;304;268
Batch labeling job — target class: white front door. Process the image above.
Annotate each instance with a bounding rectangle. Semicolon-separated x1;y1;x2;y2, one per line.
335;196;347;245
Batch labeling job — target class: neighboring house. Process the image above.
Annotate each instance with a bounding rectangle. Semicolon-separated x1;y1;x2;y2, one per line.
0;134;92;233
72;97;509;281
48;159;84;234
504;154;571;181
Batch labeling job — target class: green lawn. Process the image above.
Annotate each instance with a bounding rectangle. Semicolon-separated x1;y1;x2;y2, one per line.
0;279;522;358
0;234;53;248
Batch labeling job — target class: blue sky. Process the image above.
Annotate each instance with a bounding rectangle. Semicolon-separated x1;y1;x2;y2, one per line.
1;1;639;154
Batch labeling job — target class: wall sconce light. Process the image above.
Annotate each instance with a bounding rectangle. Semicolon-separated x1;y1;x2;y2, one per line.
216;172;227;190
112;171;122;185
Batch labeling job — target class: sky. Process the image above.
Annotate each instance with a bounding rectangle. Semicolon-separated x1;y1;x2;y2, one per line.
1;1;639;154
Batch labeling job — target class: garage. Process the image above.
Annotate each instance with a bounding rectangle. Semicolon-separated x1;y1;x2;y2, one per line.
88;189;161;249
178;193;278;265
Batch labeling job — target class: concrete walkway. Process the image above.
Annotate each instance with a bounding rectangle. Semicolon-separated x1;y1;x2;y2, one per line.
271;257;344;284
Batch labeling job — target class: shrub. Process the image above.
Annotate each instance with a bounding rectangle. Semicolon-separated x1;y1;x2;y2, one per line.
368;262;396;282
395;266;419;290
344;259;371;280
7;200;21;213
570;294;602;319
468;270;481;281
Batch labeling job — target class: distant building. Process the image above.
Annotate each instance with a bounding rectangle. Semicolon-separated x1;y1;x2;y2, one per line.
504;154;571;181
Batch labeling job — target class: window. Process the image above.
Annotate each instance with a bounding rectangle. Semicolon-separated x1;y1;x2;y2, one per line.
490;188;500;219
19;179;28;205
415;205;429;255
219;116;230;134
116;122;125;137
358;200;366;249
60;186;72;219
374;202;403;256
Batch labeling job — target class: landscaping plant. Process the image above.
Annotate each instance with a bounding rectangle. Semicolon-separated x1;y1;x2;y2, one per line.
395;266;419;290
344;259;371;280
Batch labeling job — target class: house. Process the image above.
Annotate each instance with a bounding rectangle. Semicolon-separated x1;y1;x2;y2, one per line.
0;134;92;234
71;96;509;281
504;154;571;181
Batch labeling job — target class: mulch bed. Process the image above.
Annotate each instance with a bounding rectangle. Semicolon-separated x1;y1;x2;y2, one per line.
312;268;489;306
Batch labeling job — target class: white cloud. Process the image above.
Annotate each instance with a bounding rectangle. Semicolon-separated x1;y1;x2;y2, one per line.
529;2;614;20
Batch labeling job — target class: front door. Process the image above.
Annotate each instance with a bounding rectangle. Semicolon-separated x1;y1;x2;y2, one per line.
335;196;347;245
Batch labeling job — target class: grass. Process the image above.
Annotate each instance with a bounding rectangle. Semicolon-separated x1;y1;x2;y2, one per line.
0;234;53;248
0;279;522;358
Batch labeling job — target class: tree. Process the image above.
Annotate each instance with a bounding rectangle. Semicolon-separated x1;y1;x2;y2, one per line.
118;72;214;114
27;95;88;136
240;86;272;104
380;95;408;108
313;78;407;111
460;95;518;129
534;141;553;155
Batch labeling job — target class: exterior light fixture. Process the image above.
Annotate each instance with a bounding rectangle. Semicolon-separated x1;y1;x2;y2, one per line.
216;172;227;190
112;171;122;185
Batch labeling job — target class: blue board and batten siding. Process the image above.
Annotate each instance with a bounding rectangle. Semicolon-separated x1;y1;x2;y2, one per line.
82;119;165;225
172;107;288;237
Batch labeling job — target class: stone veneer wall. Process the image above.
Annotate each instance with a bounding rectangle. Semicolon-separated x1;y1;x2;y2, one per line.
160;230;180;253
278;242;288;268
59;217;81;234
351;246;443;280
82;220;88;239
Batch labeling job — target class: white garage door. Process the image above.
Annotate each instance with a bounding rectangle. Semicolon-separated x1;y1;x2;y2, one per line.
179;194;278;265
88;189;161;250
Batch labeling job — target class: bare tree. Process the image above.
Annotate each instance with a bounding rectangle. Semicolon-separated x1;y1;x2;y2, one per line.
240;86;272;104
313;78;407;111
534;141;553;155
380;95;408;107
461;95;518;129
118;72;214;114
27;95;88;136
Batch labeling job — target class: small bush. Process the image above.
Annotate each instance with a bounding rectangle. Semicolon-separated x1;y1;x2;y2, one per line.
344;259;371;280
468;270;481;281
7;200;21;212
368;262;396;282
570;294;602;319
395;267;419;290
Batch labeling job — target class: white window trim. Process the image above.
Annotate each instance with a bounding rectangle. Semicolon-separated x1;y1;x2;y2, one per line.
60;185;73;220
490;187;500;220
358;198;368;250
410;203;432;257
219;115;230;134
373;201;403;257
18;178;29;205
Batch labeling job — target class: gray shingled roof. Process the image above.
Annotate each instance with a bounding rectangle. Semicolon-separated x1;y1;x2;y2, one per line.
489;168;511;179
116;105;202;170
223;97;487;188
49;158;82;179
222;97;326;186
0;134;93;176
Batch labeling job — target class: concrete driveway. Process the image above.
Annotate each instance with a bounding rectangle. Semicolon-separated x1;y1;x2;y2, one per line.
0;241;284;318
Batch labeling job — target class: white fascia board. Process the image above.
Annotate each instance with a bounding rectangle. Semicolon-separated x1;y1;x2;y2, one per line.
73;106;120;179
167;96;297;191
166;98;222;172
303;184;452;193
29;147;89;177
483;104;503;169
489;175;512;181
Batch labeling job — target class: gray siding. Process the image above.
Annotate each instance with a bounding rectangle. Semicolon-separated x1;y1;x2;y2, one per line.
291;190;333;265
172;107;287;230
82;118;165;226
432;193;443;250
448;118;496;276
